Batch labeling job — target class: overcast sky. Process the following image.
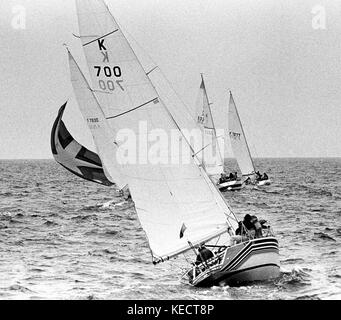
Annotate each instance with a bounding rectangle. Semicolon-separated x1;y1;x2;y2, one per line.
0;0;340;159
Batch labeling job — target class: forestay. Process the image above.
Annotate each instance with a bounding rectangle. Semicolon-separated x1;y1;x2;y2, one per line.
228;92;256;178
195;75;224;177
75;0;238;262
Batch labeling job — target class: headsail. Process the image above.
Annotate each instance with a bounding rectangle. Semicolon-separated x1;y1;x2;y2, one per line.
195;75;224;177
51;101;113;186
74;0;238;263
68;49;127;190
228;91;256;179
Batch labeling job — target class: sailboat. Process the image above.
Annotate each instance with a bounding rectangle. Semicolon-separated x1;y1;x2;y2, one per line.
53;0;280;287
228;91;271;186
195;75;243;191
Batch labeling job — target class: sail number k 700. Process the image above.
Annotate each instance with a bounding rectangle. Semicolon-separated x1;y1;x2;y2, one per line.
93;65;124;92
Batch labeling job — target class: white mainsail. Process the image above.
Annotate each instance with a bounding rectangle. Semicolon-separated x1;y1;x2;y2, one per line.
74;0;238;262
195;75;224;177
228;91;256;179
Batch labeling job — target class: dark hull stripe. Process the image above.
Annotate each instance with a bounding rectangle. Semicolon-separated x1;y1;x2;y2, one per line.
225;263;279;277
227;246;279;272
192;242;280;286
222;238;278;271
226;242;279;270
200;263;280;287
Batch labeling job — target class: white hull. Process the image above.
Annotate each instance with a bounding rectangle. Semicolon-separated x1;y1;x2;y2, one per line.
183;237;280;287
217;180;243;191
257;179;271;186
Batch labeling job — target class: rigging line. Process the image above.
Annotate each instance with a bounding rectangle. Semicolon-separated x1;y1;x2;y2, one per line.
105;97;158;120
83;29;119;46
192;141;223;158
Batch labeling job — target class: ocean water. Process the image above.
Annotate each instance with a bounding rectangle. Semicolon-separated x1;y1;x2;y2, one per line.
0;158;340;300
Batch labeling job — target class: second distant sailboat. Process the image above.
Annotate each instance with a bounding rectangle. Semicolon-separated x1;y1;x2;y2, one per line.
195;75;243;191
227;91;271;186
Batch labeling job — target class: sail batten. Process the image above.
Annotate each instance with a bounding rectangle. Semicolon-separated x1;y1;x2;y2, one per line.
83;29;119;46
106;97;159;120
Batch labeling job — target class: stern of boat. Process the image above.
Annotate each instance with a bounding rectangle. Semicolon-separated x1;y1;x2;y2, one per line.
182;236;280;287
218;180;243;191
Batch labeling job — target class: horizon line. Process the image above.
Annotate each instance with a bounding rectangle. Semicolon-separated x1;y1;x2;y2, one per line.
0;156;340;161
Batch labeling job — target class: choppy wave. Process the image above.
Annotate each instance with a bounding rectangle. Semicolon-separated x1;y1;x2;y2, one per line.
0;158;340;299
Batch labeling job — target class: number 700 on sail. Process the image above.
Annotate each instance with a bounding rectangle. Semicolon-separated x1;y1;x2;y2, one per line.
93;65;124;91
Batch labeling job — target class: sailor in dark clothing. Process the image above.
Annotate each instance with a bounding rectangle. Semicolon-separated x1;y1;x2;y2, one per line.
234;172;238;180
262;172;268;180
256;171;261;180
242;214;254;230
228;172;234;180
251;215;263;238
195;246;214;265
219;173;227;184
235;221;244;235
245;177;251;185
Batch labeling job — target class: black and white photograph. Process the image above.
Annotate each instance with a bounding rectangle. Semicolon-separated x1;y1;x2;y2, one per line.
0;0;340;303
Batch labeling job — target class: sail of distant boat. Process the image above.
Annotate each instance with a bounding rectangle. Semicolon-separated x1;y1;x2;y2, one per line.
50;101;113;186
195;74;224;177
228;91;256;180
73;0;238;263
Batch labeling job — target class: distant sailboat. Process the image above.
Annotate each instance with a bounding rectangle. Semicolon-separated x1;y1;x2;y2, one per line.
52;0;279;286
195;75;243;191
228;91;271;186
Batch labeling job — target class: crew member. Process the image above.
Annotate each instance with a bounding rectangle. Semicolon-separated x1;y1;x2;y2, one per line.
195;245;214;265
